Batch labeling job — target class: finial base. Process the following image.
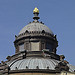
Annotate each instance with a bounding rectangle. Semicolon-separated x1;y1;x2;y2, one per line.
33;12;40;21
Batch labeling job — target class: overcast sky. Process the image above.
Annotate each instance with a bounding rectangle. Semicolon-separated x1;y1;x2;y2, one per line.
0;0;75;65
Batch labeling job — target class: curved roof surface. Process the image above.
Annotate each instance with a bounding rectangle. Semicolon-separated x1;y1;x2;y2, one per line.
8;58;59;70
7;57;75;72
19;22;54;35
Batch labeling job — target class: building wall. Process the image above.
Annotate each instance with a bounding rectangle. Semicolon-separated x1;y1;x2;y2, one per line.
8;72;75;75
61;72;75;75
9;73;60;75
31;42;40;51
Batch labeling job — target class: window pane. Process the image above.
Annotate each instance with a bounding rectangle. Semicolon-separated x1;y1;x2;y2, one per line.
41;43;45;50
26;43;29;50
46;43;52;52
19;43;24;51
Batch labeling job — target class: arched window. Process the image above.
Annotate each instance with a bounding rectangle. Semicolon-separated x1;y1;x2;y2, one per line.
42;30;45;33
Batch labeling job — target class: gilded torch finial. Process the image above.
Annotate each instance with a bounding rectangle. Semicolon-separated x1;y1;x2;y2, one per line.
33;7;39;13
33;7;40;21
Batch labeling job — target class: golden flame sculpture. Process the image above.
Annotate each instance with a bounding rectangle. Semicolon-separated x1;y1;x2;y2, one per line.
33;7;39;13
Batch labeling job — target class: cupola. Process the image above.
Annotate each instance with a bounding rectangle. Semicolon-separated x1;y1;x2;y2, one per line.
14;7;58;54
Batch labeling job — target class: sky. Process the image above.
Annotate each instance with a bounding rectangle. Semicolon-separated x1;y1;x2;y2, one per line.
0;0;75;65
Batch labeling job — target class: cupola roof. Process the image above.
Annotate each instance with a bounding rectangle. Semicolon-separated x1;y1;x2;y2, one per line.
19;22;54;35
19;8;54;35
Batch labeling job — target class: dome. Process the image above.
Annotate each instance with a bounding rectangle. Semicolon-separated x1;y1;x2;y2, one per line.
19;7;54;35
7;57;75;72
8;57;59;70
19;22;54;35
